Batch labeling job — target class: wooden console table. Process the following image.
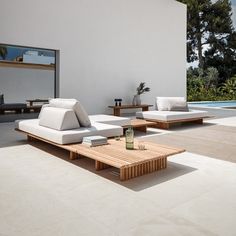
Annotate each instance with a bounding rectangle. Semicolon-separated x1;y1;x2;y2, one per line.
108;104;153;116
26;99;49;106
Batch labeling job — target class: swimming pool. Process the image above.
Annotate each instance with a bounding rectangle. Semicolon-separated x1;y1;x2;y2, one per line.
189;101;236;108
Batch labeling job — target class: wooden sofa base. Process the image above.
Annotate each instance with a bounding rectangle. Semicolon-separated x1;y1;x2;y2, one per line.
25;133;79;160
138;117;206;129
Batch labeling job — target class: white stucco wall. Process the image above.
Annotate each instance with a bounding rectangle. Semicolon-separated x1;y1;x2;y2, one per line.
0;67;54;103
0;0;186;114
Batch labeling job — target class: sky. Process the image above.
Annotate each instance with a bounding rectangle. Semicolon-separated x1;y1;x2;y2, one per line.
187;0;236;68
232;0;236;27
0;46;55;61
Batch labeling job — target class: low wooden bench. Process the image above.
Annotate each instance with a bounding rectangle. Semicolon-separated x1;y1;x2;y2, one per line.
0;103;27;114
16;129;185;181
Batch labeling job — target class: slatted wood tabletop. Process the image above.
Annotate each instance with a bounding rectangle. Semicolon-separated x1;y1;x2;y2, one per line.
71;139;185;180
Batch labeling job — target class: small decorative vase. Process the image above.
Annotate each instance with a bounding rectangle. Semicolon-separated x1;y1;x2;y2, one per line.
132;95;141;106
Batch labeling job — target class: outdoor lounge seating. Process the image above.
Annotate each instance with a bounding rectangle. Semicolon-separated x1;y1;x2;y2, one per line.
16;99;127;144
16;119;123;144
136;110;209;129
15;100;185;181
136;97;209;129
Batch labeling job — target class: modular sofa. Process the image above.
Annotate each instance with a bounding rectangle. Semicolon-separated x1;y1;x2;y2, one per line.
16;99;130;144
136;97;209;129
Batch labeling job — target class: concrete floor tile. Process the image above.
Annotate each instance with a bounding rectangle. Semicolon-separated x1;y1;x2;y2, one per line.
0;117;236;236
170;184;236;236
123;214;217;236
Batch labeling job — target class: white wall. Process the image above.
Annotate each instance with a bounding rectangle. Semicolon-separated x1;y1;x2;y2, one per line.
0;0;186;114
0;67;54;103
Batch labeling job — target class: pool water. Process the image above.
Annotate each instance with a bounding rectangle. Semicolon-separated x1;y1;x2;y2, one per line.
189;101;236;108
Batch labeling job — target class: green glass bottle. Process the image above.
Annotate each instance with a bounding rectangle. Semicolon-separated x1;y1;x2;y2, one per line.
125;126;134;150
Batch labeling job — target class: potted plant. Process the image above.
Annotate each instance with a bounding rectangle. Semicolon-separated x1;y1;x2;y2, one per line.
132;82;150;105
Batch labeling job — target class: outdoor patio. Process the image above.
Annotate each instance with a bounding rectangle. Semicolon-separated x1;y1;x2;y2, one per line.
0;107;235;235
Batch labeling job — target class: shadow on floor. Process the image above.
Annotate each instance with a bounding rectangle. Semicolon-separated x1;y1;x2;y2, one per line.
28;140;197;191
0;126;28;148
162;121;216;131
0;140;28;149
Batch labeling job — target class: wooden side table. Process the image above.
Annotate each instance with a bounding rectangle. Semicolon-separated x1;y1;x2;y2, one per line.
123;119;157;132
108;104;153;116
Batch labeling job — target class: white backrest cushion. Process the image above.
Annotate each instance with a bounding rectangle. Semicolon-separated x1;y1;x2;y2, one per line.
38;104;51;119
74;101;91;127
168;100;189;112
49;98;77;109
49;98;91;127
39;107;80;131
156;97;185;111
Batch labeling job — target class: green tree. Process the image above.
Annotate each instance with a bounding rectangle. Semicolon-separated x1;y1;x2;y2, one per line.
221;76;236;96
0;46;8;60
204;67;219;89
177;0;236;80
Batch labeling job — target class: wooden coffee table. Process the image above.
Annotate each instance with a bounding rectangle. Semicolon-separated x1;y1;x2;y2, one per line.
18;130;185;181
70;139;185;180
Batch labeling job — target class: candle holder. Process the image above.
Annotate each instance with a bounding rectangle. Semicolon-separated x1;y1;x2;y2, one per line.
114;98;122;106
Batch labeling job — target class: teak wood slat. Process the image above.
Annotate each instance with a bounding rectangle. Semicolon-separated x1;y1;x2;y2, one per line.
16;129;185;181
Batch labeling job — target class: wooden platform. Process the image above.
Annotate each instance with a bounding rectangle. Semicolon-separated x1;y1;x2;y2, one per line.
138;117;209;129
17;129;185;181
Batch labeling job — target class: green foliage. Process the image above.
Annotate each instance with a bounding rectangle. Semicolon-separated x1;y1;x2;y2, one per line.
0;46;8;60
187;67;236;101
136;82;150;95
221;77;236;95
177;0;236;81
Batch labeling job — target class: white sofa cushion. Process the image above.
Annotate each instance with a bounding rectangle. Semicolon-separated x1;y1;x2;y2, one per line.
156;97;185;111
38;104;51;119
16;119;123;144
39;107;80;131
168;100;189;112
49;98;91;127
74;101;91;127
136;110;208;122
89;114;131;127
